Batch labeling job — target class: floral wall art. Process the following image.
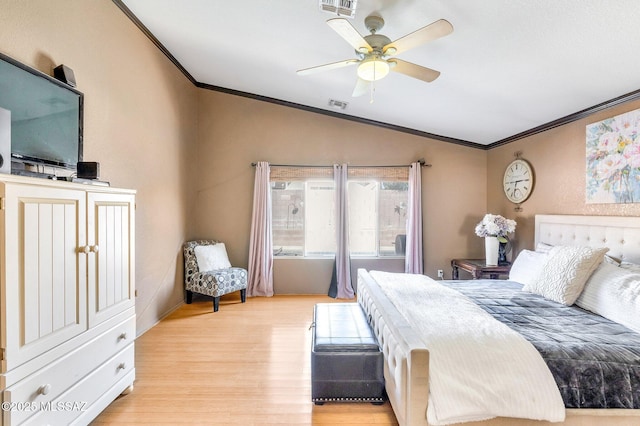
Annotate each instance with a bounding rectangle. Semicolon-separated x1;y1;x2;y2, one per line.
586;108;640;204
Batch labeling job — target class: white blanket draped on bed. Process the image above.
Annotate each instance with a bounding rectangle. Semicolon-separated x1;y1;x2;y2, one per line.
369;271;565;425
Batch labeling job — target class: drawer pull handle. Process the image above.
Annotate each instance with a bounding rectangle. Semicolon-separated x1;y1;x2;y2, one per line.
90;245;99;253
38;384;52;395
118;332;128;340
117;362;126;371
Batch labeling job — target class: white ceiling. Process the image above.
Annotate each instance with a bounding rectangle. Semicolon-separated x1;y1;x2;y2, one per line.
119;0;640;146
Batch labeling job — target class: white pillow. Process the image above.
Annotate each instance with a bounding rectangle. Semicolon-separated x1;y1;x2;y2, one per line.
194;243;231;271
508;250;547;286
522;246;609;305
576;262;640;333
535;242;553;254
620;261;640;273
537;242;620;265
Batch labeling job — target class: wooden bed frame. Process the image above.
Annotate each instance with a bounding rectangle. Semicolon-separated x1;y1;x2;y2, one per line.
357;214;640;426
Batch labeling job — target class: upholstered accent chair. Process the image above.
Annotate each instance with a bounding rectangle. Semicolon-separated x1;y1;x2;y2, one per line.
183;240;247;312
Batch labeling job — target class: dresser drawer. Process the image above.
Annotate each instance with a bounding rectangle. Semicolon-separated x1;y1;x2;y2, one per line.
2;316;134;425
23;345;134;426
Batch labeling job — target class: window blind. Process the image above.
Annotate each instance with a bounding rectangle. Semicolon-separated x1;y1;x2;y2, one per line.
270;166;333;181
269;165;409;181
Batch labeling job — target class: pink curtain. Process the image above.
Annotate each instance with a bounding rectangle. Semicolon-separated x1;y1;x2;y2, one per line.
334;164;355;298
405;162;423;274
248;162;274;296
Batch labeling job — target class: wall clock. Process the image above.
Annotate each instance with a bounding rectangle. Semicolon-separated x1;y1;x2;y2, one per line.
503;158;534;204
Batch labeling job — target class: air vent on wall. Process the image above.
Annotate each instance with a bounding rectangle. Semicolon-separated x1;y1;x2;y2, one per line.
319;0;357;18
328;99;349;110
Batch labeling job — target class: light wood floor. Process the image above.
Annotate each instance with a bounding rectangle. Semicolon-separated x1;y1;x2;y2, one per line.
92;293;399;425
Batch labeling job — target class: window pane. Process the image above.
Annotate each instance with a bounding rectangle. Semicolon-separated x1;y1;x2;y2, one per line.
304;181;336;256
348;181;378;256
271;181;304;256
379;181;409;256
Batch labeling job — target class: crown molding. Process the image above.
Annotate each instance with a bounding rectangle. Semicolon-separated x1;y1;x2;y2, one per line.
195;82;479;148
112;0;197;85
487;88;640;149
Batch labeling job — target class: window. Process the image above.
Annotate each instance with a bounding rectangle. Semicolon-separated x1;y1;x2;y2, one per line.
305;181;336;255
271;166;408;257
271;180;336;256
348;180;408;256
271;181;305;256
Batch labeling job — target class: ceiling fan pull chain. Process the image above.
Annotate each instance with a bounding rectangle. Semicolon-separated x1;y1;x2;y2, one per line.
370;66;375;103
370;80;375;103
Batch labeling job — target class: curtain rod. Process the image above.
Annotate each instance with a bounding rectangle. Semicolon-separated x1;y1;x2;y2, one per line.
251;159;431;168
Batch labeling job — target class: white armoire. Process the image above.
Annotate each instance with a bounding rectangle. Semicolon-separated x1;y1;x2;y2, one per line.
0;174;135;425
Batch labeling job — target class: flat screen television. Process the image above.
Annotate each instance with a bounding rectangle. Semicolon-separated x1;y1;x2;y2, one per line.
0;52;83;172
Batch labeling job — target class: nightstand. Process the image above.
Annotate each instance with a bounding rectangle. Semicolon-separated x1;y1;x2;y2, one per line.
451;259;511;280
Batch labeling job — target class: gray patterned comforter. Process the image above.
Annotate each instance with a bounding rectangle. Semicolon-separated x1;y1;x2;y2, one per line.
443;280;640;409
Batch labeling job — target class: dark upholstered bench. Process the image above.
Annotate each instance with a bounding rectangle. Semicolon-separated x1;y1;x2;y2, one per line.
311;303;385;405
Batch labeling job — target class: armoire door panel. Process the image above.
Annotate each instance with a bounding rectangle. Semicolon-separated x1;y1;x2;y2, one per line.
3;186;87;370
87;192;135;327
97;204;129;310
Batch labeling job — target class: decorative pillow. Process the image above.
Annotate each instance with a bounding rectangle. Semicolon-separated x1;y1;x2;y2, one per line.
194;243;231;272
537;241;620;265
522;246;609;305
535;242;553;254
508;250;547;286
576;262;640;333
620;261;640;273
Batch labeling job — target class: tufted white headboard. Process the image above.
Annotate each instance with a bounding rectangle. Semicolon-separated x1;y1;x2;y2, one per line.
535;215;640;264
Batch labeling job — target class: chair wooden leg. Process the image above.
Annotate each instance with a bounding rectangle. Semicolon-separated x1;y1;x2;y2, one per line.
213;296;220;312
186;290;193;304
241;289;247;303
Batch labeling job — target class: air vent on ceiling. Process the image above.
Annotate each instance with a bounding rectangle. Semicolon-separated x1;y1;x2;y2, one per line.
328;99;348;110
319;0;357;18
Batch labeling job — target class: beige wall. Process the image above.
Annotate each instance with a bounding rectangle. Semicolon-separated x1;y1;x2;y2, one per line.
488;99;640;256
0;0;199;335
196;90;488;286
9;0;638;319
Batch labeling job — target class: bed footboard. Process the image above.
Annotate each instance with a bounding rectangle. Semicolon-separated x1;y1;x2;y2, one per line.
357;269;430;426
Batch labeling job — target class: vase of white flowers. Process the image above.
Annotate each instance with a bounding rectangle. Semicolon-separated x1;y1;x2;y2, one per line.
475;214;517;266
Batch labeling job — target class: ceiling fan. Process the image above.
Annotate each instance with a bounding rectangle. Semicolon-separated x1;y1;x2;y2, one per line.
297;14;453;97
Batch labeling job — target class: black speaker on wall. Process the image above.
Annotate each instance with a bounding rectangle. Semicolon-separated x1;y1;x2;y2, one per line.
0;106;10;174
53;64;76;87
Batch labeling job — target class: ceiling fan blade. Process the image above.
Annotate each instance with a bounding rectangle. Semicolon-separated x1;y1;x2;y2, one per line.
352;78;370;97
297;59;359;76
383;19;453;56
389;59;441;82
327;18;372;53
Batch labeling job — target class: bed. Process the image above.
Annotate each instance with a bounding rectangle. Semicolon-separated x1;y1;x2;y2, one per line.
356;214;640;426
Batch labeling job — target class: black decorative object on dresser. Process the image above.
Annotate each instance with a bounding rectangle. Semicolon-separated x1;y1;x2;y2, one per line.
77;161;100;179
311;303;385;405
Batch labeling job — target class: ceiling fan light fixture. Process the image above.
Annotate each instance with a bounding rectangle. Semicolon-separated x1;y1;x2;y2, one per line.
357;56;389;81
